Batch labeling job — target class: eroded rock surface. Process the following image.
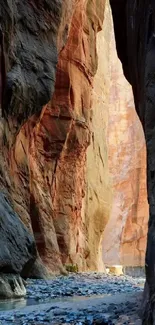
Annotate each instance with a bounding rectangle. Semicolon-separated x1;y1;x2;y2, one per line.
0;0;150;277
0;0;149;279
0;274;26;299
0;193;36;275
83;1;112;271
102;5;149;268
0;193;36;297
0;0;76;277
0;0;64;126
0;0;108;274
110;0;155;322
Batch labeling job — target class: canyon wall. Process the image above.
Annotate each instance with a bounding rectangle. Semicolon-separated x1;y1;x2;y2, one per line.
110;0;155;322
83;2;112;271
0;0;149;280
0;0;111;275
102;7;149;267
0;0;70;291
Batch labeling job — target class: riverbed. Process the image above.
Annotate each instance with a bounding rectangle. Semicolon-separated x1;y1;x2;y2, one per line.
0;272;145;324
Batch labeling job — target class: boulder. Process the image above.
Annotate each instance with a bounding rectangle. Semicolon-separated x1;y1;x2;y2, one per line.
0;274;26;298
108;265;123;276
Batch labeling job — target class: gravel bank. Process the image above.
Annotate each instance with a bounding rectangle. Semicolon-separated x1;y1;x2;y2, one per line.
0;272;145;324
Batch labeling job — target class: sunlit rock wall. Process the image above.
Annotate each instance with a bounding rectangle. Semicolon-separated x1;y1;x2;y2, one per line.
0;0;148;276
102;3;149;267
83;1;112;271
0;0;108;274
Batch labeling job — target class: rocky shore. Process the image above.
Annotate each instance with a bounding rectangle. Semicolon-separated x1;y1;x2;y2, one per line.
0;273;144;324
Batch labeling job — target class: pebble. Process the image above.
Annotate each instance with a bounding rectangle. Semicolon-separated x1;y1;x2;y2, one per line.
0;272;144;324
25;273;144;301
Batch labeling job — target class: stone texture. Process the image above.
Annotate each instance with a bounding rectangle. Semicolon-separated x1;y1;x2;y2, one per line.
28;0;106;272
108;266;123;276
110;0;155;322
0;274;26;298
0;192;36;276
102;7;149;268
0;0;77;276
83;1;112;271
0;0;107;274
0;0;64;127
0;0;149;279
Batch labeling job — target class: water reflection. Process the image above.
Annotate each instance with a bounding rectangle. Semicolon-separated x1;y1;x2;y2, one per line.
0;294;111;312
0;298;26;311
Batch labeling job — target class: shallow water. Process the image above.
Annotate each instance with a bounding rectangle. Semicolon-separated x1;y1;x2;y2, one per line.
0;293;111;312
0;273;144;318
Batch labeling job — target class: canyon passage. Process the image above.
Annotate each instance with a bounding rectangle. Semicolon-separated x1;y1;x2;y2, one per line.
0;0;153;324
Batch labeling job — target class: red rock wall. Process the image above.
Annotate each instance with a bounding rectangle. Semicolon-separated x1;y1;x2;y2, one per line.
102;3;149;267
2;0;106;274
0;0;148;275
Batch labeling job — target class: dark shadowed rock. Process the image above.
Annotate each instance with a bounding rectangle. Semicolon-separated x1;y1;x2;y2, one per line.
0;0;72;277
0;192;36;275
0;0;63;128
110;0;155;323
27;258;50;279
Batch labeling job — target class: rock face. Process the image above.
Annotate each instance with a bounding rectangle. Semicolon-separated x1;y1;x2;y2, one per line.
110;0;155;322
0;0;109;274
0;0;77;277
0;0;152;284
0;0;149;279
0;193;36;297
0;193;36;275
102;7;149;268
0;0;64;125
0;274;26;299
83;2;112;271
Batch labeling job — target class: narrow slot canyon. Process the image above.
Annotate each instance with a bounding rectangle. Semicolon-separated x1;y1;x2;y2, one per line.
0;0;153;324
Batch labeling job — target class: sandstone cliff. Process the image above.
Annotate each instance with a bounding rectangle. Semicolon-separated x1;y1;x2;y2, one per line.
83;2;112;271
0;0;149;281
102;6;149;268
0;0;78;277
110;0;155;322
0;0;109;275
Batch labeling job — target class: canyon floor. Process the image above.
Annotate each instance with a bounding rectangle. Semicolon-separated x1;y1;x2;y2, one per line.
0;273;144;324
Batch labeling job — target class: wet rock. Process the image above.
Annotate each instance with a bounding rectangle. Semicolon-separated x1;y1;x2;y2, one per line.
0;273;144;324
26;273;144;301
0;274;26;298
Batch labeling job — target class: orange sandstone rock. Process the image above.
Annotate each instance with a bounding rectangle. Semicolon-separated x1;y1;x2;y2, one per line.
83;1;112;271
102;3;149;267
6;0;106;273
0;0;148;276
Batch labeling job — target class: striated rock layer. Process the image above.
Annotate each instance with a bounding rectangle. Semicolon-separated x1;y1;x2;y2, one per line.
0;0;78;275
0;0;109;274
0;0;71;281
0;0;149;278
110;0;155;322
102;5;149;268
